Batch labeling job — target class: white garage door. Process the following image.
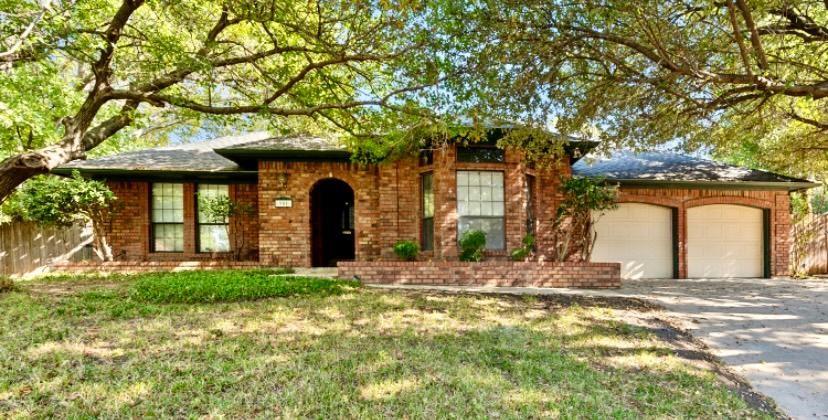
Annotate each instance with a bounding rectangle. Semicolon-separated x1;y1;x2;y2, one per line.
687;205;763;278
592;203;674;279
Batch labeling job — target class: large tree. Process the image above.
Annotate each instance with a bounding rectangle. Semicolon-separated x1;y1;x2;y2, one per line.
450;0;828;177
0;0;445;201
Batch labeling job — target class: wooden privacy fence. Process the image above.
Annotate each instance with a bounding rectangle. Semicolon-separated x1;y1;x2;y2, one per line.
0;221;94;277
791;213;828;276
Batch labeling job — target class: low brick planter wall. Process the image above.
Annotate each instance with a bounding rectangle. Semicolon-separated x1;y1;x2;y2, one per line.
337;261;621;288
49;261;263;275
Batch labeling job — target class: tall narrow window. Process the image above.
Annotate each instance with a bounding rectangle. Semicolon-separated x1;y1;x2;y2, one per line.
421;172;434;251
457;170;505;250
197;184;230;253
526;175;536;236
151;183;184;252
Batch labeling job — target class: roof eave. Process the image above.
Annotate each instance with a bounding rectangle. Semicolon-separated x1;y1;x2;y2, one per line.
215;148;351;161
595;178;818;191
52;167;258;181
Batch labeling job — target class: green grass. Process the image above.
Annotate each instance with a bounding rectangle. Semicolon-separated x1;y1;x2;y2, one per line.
129;269;358;303
0;272;770;418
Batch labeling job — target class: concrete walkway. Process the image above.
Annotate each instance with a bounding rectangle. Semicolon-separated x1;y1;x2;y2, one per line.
370;278;828;419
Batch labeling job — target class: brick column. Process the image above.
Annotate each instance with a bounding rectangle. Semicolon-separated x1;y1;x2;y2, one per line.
433;145;458;259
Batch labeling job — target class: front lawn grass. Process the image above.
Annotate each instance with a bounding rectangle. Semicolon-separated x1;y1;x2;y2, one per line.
130;269;358;303
0;273;770;418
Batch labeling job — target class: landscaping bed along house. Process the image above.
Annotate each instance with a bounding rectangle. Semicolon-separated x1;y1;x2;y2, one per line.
0;269;779;418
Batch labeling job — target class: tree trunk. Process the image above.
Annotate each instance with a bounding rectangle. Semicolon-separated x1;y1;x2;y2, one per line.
91;219;114;262
0;144;75;202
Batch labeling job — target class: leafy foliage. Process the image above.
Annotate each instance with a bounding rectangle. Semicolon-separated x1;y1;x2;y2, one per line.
129;269;359;304
459;229;487;262
14;172;114;226
198;194;257;259
809;186;828;215
0;0;453;200
11;171;118;260
552;177;617;262
441;0;828;179
392;240;419;261
510;233;535;261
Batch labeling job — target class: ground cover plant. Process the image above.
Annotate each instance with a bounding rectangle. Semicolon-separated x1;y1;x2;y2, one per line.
0;271;774;418
129;269;358;303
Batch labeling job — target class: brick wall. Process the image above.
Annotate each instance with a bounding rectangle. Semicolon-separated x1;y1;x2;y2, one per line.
338;261;621;288
616;187;791;276
101;151;794;279
258;160;383;267
106;181;259;261
108;181;149;259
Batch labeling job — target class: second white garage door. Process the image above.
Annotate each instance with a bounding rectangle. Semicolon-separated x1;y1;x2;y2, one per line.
592;203;674;279
687;204;764;278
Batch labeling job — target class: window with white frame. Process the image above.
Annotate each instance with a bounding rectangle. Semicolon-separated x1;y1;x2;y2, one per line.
197;184;230;253
151;183;184;252
456;170;505;250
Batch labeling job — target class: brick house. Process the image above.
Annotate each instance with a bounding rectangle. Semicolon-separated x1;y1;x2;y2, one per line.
55;131;814;285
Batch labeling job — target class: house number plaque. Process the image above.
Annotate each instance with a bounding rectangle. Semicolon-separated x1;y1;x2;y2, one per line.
274;197;293;208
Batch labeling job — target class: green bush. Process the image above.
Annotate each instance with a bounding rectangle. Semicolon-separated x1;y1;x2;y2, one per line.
0;277;15;293
510;233;535;261
459;230;487;262
393;240;419;261
129;269;359;303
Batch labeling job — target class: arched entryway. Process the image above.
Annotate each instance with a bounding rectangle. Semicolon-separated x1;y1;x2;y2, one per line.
310;178;355;267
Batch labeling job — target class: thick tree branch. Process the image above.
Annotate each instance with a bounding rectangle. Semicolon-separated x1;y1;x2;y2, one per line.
726;0;754;76
569;26;828;99
734;0;769;70
788;110;828;130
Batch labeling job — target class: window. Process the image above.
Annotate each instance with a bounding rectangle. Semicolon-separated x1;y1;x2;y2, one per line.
526;175;536;236
457;171;505;250
151;183;184;252
421;172;434;251
197;184;230;253
457;146;505;163
418;149;434;166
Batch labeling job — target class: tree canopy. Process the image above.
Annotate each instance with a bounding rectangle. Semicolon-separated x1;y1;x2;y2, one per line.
0;0;449;200
0;0;826;201
444;0;827;178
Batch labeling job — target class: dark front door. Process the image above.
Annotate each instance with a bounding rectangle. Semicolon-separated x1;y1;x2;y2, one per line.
311;178;355;267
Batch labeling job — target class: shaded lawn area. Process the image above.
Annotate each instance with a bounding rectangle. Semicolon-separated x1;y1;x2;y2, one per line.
0;271;770;418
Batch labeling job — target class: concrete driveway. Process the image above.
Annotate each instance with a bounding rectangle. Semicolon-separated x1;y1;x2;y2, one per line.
372;278;828;418
606;278;828;419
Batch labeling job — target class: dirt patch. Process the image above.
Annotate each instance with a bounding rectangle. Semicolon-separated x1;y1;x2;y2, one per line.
22;279;127;297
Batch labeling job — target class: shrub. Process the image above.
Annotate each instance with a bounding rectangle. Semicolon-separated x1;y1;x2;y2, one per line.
129;269;359;303
459;230;487;262
393;240;419;261
510;233;535;261
0;277;14;293
14;171;119;261
552;176;617;262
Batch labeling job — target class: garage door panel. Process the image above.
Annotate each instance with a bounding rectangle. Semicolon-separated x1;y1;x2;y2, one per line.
687;204;763;278
592;203;673;279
